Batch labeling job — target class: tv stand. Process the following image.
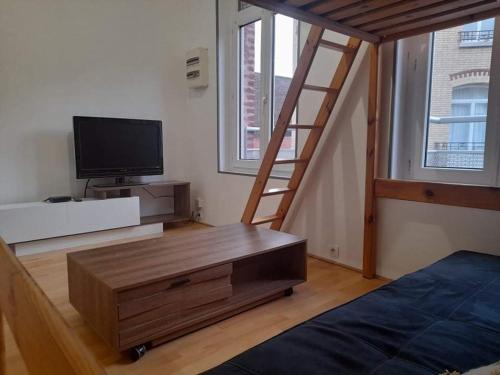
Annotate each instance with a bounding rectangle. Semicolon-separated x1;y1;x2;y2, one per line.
88;181;190;225
93;177;148;188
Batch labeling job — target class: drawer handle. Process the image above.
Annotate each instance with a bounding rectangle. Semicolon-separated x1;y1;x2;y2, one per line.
169;278;190;289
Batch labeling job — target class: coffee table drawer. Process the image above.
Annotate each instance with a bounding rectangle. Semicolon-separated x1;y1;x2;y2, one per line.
117;264;233;320
118;277;232;332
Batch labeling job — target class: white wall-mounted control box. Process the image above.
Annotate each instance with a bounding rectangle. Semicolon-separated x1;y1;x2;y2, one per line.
186;47;209;88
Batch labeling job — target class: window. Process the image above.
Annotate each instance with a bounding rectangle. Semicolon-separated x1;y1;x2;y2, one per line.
392;18;500;186
218;0;299;176
459;19;495;47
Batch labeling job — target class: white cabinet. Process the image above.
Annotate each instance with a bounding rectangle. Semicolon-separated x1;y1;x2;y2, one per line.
0;198;140;244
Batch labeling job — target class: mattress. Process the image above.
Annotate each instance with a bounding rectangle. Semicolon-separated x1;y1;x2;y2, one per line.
204;251;500;375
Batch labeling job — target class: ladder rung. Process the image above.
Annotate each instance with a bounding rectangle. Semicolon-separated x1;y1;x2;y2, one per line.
319;39;355;53
252;214;283;225
303;84;337;94
288;125;321;130
262;188;295;197
274;159;308;165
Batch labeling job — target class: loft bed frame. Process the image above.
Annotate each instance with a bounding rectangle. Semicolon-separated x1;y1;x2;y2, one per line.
241;0;500;278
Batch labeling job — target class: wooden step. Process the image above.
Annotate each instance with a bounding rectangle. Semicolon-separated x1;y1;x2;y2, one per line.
251;215;282;225
319;39;355;53
303;84;337;94
287;125;321;130
261;188;295;197
274;159;308;165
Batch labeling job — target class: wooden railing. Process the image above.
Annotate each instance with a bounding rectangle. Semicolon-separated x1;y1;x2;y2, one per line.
0;237;106;375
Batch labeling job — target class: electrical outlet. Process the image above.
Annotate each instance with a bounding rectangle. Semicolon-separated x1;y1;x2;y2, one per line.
330;245;340;259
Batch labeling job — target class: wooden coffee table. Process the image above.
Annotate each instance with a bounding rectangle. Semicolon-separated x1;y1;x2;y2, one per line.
67;223;307;360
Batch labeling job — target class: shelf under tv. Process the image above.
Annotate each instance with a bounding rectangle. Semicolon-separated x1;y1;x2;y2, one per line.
140;214;190;225
89;181;190;226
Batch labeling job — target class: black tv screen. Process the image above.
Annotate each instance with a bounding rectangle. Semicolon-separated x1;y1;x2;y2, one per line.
73;116;163;179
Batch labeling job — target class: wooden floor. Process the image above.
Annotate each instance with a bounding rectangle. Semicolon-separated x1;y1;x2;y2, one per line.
2;223;387;374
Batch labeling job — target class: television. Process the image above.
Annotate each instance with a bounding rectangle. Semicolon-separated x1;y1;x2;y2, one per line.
73;116;163;181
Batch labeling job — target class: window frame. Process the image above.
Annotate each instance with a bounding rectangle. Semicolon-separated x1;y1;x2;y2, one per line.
391;18;500;186
217;0;298;178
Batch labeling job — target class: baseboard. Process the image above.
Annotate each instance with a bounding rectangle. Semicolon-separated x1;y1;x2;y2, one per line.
308;253;390;281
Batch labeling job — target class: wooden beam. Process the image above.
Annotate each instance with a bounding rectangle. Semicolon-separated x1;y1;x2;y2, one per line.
362;43;379;279
357;0;479;31
344;0;445;27
0;237;106;375
326;0;398;22
380;2;500;42
375;179;500;211
242;0;380;43
307;0;361;15
285;0;318;6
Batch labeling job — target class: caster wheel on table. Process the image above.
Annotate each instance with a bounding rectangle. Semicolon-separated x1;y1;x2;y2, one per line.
129;344;147;362
284;287;294;297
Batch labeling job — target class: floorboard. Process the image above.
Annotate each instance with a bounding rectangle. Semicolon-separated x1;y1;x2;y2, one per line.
2;222;387;374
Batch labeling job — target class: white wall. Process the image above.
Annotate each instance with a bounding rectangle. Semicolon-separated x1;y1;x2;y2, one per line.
378;199;500;279
0;0;189;204
1;0;500;279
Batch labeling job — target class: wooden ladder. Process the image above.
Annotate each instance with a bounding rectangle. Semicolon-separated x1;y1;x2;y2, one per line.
241;25;362;230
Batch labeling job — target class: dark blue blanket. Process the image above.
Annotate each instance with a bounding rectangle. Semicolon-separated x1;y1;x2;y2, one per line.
204;251;500;375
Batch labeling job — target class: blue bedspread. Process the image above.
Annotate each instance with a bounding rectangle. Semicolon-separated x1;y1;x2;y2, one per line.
204;251;500;375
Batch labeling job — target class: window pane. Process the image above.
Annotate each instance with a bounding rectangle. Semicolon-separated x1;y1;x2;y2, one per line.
239;20;262;160
273;14;298;160
425;21;493;169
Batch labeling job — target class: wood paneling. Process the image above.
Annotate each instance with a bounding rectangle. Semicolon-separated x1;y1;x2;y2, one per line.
326;0;399;22
362;43;380;279
3;223;387;374
376;0;500;38
375;178;500;211
0;238;105;375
